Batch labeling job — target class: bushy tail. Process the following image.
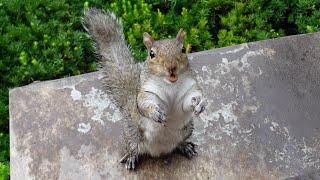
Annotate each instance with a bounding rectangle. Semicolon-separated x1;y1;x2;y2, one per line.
83;8;140;111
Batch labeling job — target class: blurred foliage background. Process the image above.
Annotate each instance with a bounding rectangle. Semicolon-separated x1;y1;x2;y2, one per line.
0;0;319;179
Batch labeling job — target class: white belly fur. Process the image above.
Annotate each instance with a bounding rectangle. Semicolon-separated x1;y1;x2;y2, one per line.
140;74;196;156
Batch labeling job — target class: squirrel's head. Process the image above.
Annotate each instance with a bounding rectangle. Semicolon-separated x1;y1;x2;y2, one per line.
143;29;189;83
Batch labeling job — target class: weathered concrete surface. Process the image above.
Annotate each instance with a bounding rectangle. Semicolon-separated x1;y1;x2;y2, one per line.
10;32;320;180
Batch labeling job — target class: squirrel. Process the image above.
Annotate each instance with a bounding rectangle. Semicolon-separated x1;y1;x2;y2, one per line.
83;7;207;170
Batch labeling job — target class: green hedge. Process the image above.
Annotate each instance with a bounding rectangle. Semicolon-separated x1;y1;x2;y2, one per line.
1;0;319;179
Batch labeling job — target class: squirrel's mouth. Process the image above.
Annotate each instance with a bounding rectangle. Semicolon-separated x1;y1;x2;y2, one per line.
167;74;178;83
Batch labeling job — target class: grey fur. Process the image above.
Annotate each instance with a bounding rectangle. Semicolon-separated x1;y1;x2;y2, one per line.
83;8;142;169
83;8;199;170
177;120;197;158
83;7;140;110
120;115;142;170
181;119;195;141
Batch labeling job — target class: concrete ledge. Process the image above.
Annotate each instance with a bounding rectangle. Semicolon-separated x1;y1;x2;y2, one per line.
10;33;320;179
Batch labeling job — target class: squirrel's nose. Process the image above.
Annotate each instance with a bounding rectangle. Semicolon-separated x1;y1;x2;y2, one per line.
167;65;177;74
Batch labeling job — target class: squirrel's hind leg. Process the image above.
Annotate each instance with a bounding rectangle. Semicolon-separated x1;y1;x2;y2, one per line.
176;119;198;159
121;118;144;170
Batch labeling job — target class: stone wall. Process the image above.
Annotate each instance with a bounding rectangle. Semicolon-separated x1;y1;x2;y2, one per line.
10;32;320;179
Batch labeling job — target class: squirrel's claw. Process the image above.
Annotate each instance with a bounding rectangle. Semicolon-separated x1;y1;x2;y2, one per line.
124;154;139;170
120;153;139;170
177;141;198;159
191;97;207;116
152;106;167;124
119;153;129;164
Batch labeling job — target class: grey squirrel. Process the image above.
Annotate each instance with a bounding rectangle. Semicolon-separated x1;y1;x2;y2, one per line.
83;7;206;170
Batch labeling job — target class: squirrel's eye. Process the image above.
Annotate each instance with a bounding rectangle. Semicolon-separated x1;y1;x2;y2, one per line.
150;50;156;58
182;47;186;53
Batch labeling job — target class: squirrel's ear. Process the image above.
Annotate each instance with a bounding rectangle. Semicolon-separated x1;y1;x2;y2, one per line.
143;32;154;51
176;28;186;44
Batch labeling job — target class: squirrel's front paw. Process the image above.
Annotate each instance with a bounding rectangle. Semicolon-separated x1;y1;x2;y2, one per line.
191;96;207;116
151;106;167;124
